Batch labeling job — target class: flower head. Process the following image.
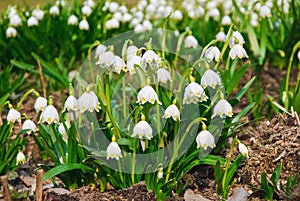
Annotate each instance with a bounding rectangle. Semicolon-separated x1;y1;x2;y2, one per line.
216;31;226;42
201;69;221;89
112;56;126;74
78;90;101;113
298;50;300;62
96;51;114;68
7;108;21;124
132;119;153;140
49;5;60;16
126;55;142;74
79;19;89;30
238;143;249;158
58;122;70;141
105;18;120;30
229;44;248;60
95;44;107;58
196;130;215;150
27;16;39;27
67;15;78;25
205;46;220;62
126;45;138;60
142;50;161;68
183;79;208;104
212;99;233;118
259;5;271;18
229;31;245;48
137;85;161;105
9;14;22;27
163;104;180;121
81;5;92;16
157;68;171;83
34;97;47;112
63;95;78;112
184;35;198;48
39;105;60;124
6;27;17;38
221;15;232;25
16;152;26;165
22;119;37;134
32;8;44;20
107;141;122;160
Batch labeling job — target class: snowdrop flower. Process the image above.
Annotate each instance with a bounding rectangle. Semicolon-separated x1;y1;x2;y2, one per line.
184;35;198;48
27;16;39;27
130;18;140;27
206;8;220;20
201;69;221;89
221;15;232;25
84;0;95;8
172;10;183;20
126;55;142;74
16;152;26;165
183;78;208;104
32;9;44;20
22;120;37;134
259;5;271;18
212;99;233;118
7;108;21;124
142;20;152;30
126;45;138;60
142;50;161;67
137;85;161;105
157;68;171;83
63;95;78;112
122;13;132;23
205;46;220;62
79;19;89;30
216;31;226;42
196;128;215;150
119;5;128;13
8;7;17;19
112;56;126;74
34;97;47;112
134;11;144;22
106;137;122;160
132;116;153;140
56;0;66;7
58;122;70;141
105;18;120;29
9;14;22;27
81;5;92;16
109;2;119;13
39;105;59;124
95;44;106;58
134;24;144;34
67;15;78;25
49;5;60;16
229;31;245;48
163;103;180;121
238;143;249;158
96;51;114;68
229;44;248;60
78;89;101;113
6;27;17;38
250;13;258;27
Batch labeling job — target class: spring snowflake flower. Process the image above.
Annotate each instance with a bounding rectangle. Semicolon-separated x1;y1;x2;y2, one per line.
16;152;26;165
56;0;66;7
105;18;120;29
122;13;132;23
39;105;59;124
6;27;17;38
201;69;221;89
172;10;183;20
212;99;233;118
95;44;107;58
96;51;114;68
109;2;119;13
196;129;215;150
130;18;140;27
205;46;220;62
184;35;198;48
216;31;226;42
81;5;92;16
298;50;300;62
259;5;271;18
67;15;78;25
229;31;245;48
112;56;126;74
206;8;220;20
34;97;47;112
132;118;153;140
157;167;163;179
78;90;101;113
157;68;171;83
134;24;144;34
58;122;70;141
7;108;21;124
63;95;78;112
142;50;161;68
126;45;138;60
9;14;22;27
229;44;248;60
183;79;208;104
84;0;95;8
163;104;180;121
142;20;152;30
137;85;161;105
107;140;122;160
238;143;249;158
79;19;89;30
126;55;142;75
27;16;39;27
221;15;232;25
22;119;37;134
49;5;60;16
32;8;44;20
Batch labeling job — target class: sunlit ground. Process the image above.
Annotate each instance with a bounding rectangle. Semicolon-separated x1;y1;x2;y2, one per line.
0;0;50;11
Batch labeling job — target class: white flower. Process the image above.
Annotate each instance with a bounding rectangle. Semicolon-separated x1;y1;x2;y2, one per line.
142;20;152;30
119;5;128;13
79;19;89;30
122;13;132;23
32;9;44;20
157;68;171;83
67;15;78;25
229;31;245;48
7;108;21;124
9;14;22;27
106;141;122;160
183;81;208;104
134;24;144;34
157;167;163;179
109;2;119;13
95;44;107;58
229;44;248;60
84;0;95;8
137;85;161;105
58;122;70;141
163;104;180;121
81;5;92;16
221;15;232;25
196;130;215;150
130;18;140;27
184;35;198;48
126;55;142;75
39;105;60;124
34;97;47;112
6;27;17;38
201;69;221;89
238;143;249;158
212;99;233;118
112;56;126;74
27;16;39;27
56;0;66;7
298;50;300;62
205;46;220;62
113;12;122;21
216;31;226;42
260;5;271;18
16;152;26;165
22;120;37;134
63;95;78;112
142;50;161;67
172;10;183;20
132;120;153;140
49;5;60;16
78;90;101;113
105;18;120;29
206;8;220;20
126;45;138;60
96;51;114;68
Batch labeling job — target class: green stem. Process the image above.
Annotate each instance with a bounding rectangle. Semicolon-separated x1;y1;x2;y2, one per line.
52;124;67;163
155;81;161;149
131;139;137;184
122;75;127;117
16;89;39;110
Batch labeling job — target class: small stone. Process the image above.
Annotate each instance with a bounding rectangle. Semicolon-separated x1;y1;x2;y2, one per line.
227;187;248;201
47;188;70;195
184;189;210;201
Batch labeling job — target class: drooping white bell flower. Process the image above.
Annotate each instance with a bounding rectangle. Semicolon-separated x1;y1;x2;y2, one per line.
9;14;22;27
112;56;126;74
132;118;153;140
49;5;60;16
96;51;114;69
126;45;138;60
126;55;142;75
196;129;215;150
134;24;144;34
157;167;163;179
16;152;26;165
122;13;132;23
106;140;122;160
137;85;161;105
63;95;78;112
67;15;78;25
79;19;89;30
105;18;120;29
172;10;183;20
229;31;245;48
142;50;161;68
259;5;271;18
95;44;107;58
34;97;47;112
184;35;198;48
81;5;92;16
183;78;208;104
229;44;248;60
6;27;17;38
113;12;122;21
157;68;171;83
206;8;220;20
22;119;37;134
212;99;233;118
298;50;300;62
221;15;232;25
216;31;226;42
84;0;95;8
205;46;220;62
78;89;101;113
142;20;152;30
7;108;21;124
238;143;249;158
163;104;180;121
201;69;221;89
109;2;119;13
39;105;60;124
58;122;70;141
130;18;140;27
27;16;39;27
119;5;128;13
32;8;44;20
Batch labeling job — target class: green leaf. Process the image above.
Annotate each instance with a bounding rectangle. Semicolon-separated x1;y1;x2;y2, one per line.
229;76;256;106
117;138;134;149
270;164;282;187
224;154;244;189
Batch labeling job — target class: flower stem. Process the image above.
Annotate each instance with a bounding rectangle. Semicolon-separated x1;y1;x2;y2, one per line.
16;89;39;110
